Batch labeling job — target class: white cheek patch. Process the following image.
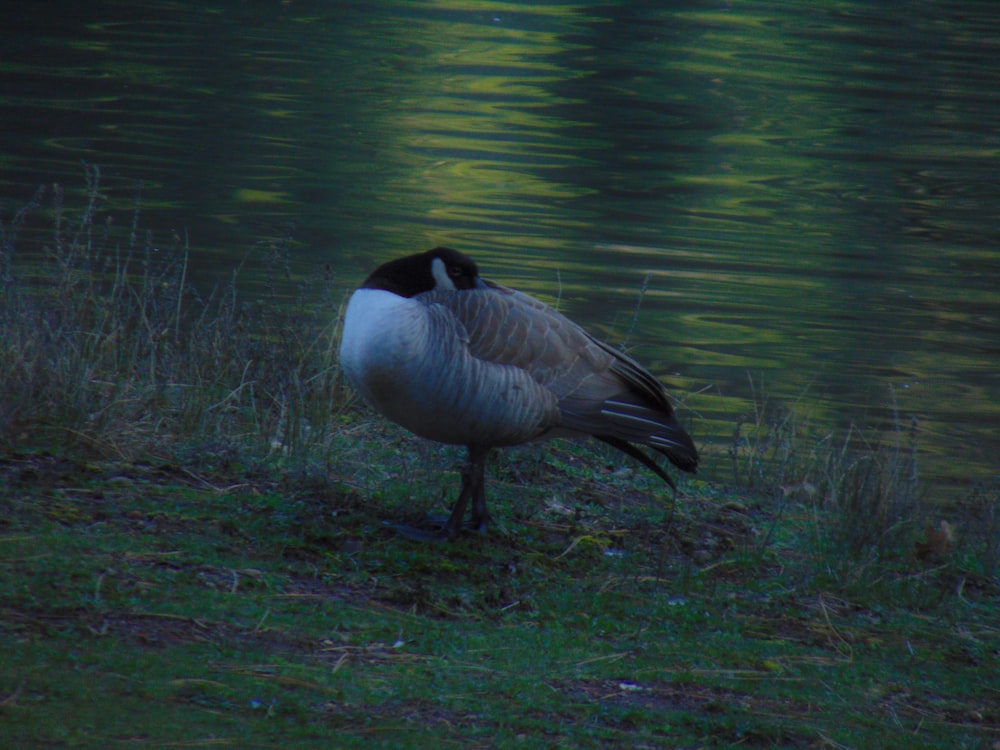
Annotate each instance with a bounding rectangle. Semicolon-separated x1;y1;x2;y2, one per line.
431;257;457;291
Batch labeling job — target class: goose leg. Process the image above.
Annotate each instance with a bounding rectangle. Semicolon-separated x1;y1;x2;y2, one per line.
465;445;491;534
388;444;490;542
439;444;489;538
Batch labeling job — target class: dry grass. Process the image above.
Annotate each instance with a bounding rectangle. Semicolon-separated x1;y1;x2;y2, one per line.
1;164;346;468
723;374;1000;596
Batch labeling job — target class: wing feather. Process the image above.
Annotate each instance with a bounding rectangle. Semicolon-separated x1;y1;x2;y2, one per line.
419;282;698;473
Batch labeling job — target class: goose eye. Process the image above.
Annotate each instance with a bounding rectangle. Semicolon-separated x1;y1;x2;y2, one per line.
448;265;463;278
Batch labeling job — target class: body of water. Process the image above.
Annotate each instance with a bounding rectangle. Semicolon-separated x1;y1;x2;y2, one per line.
3;0;998;493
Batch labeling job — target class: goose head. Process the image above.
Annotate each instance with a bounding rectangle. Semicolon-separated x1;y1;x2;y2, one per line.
359;246;488;296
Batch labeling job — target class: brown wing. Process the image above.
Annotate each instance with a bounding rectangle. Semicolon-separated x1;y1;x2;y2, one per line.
420;281;698;473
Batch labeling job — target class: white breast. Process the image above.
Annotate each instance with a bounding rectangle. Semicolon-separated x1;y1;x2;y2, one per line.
340;288;469;443
339;288;421;406
339;288;556;446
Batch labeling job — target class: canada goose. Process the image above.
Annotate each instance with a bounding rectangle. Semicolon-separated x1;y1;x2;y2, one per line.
339;247;698;540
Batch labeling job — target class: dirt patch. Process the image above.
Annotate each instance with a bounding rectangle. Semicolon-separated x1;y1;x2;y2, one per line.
557;678;816;746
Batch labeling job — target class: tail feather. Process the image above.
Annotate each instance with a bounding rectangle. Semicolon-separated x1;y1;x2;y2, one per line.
599;399;698;473
596;437;679;491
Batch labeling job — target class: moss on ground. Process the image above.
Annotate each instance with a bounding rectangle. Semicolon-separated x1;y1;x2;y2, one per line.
1;448;997;749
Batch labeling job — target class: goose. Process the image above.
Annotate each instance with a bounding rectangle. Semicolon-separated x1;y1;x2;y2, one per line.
339;247;698;541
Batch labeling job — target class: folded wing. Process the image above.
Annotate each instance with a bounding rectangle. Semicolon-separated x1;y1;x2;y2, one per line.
419;282;698;478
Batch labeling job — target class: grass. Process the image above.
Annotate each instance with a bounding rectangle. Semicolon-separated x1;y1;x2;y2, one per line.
0;164;343;470
1;169;998;748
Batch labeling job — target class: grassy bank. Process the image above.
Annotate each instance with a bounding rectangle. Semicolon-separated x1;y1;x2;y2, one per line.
1;171;998;747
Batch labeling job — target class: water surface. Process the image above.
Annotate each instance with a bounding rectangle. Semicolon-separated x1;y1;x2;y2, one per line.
3;0;998;493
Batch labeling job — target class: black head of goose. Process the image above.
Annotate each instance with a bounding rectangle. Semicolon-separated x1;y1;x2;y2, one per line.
339;247;698;541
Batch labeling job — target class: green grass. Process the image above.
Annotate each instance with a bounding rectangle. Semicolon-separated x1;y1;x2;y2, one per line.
1;169;998;747
2;449;998;748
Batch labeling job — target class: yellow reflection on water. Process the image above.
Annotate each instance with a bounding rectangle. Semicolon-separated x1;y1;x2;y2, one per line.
233;188;290;204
